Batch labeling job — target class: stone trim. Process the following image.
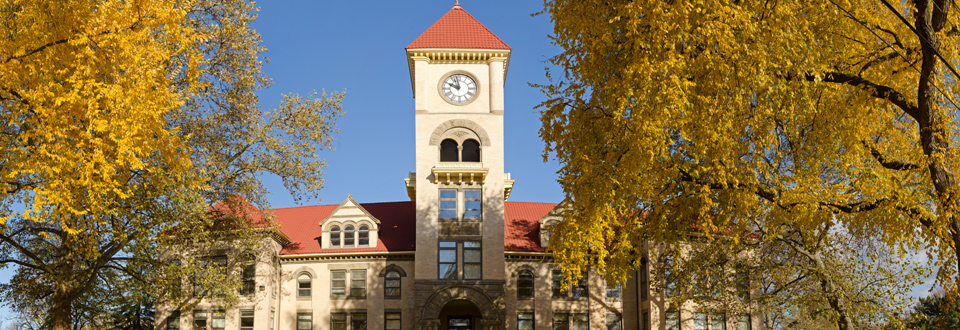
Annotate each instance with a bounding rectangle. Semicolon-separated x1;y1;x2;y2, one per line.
511;265;539;278
428;119;491;146
421;285;499;321
378;264;408;277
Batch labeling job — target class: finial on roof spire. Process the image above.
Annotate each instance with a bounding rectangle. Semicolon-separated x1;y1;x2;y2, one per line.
454;0;460;8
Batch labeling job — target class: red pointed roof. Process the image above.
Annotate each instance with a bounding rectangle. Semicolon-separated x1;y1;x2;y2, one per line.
406;5;511;50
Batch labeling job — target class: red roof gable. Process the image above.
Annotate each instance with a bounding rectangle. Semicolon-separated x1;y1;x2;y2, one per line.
406;5;511;50
272;201;556;255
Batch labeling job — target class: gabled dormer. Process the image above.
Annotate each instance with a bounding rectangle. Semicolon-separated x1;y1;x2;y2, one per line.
538;201;572;249
320;194;381;249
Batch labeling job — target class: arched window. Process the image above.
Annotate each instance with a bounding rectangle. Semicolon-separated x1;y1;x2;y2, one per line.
517;270;534;299
358;225;369;246
344;226;355;246
384;270;401;298
329;226;341;247
440;139;459;162
461;139;480;162
297;273;311;298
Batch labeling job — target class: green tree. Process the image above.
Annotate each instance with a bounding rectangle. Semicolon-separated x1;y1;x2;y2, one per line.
905;292;960;329
0;0;343;329
537;0;960;293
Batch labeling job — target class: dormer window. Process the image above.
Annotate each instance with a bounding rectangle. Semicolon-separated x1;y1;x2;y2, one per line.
438;138;482;162
359;225;369;246
344;226;355;246
330;226;341;247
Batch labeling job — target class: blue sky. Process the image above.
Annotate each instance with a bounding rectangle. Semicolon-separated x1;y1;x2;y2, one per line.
254;0;564;208
0;0;563;322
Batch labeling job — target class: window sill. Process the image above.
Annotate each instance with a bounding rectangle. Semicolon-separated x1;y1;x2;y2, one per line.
385;296;401;300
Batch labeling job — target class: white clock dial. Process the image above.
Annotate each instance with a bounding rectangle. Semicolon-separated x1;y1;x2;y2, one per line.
441;74;477;104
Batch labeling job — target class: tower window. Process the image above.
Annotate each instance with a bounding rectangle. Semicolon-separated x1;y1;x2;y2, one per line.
358;225;369;246
463;241;482;279
463;189;482;220
461;139;480;162
330;226;341;247
438;241;458;280
440;139;459;162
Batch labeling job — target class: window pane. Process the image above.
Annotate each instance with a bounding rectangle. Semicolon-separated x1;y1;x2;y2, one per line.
440;200;457;209
439;249;457;263
463;249;481;263
212;311;225;330
738;315;751;330
240;309;254;329
440;189;457;199
464;200;482;209
464;241;481;248
712;313;726;330
666;311;680;330
694;313;708;330
518;312;534;330
352;313;367;330
605;313;621;330
439;241;457;248
439;264;457;279
553;313;569;330
439;210;457;220
464;264;482;279
518;271;534;299
572;314;589;330
386;312;401;330
463;210;482;220
552;270;565;298
330;313;345;330
464;190;481;199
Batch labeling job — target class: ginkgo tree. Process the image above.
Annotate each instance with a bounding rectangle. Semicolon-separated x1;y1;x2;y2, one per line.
0;0;343;329
537;0;960;295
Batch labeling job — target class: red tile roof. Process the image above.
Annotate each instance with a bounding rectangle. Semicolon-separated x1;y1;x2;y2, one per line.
406;5;511;50
271;201;556;255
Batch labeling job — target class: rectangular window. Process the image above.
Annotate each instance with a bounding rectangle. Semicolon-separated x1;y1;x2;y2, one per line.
663;256;676;297
552;270;565;298
193;310;207;329
298;312;313;330
517;312;534;330
270;308;275;330
606;280;622;300
439;189;457;220
694;313;708;330
711;263;724;298
712;313;726;330
640;258;649;300
736;263;750;300
166;310;180;330
666;310;680;330
352;312;367;330
463;189;482;220
642;310;650;330
385;312;401;330
553;313;569;330
738;315;751;330
571;272;587;298
211;310;225;330
240;309;254;330
438;241;458;279
572;313;589;330
331;270;346;297
463;241;482;279
241;258;256;296
605;313;622;330
351;270;367;297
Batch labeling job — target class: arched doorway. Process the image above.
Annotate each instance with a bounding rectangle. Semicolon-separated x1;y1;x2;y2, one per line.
438;300;481;330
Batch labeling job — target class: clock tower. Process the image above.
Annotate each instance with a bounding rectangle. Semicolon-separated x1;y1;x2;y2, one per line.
404;3;512;329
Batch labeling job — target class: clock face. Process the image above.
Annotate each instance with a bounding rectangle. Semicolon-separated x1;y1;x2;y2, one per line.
441;74;477;104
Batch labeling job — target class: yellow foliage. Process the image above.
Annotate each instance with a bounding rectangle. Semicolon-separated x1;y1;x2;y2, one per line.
538;0;960;289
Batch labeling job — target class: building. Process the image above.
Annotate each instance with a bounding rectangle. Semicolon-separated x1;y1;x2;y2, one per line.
158;4;759;330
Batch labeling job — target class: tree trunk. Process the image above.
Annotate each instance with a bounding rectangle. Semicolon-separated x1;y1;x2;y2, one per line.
51;283;73;330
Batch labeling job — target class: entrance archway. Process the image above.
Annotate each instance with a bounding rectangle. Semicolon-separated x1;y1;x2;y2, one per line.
439;300;481;330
